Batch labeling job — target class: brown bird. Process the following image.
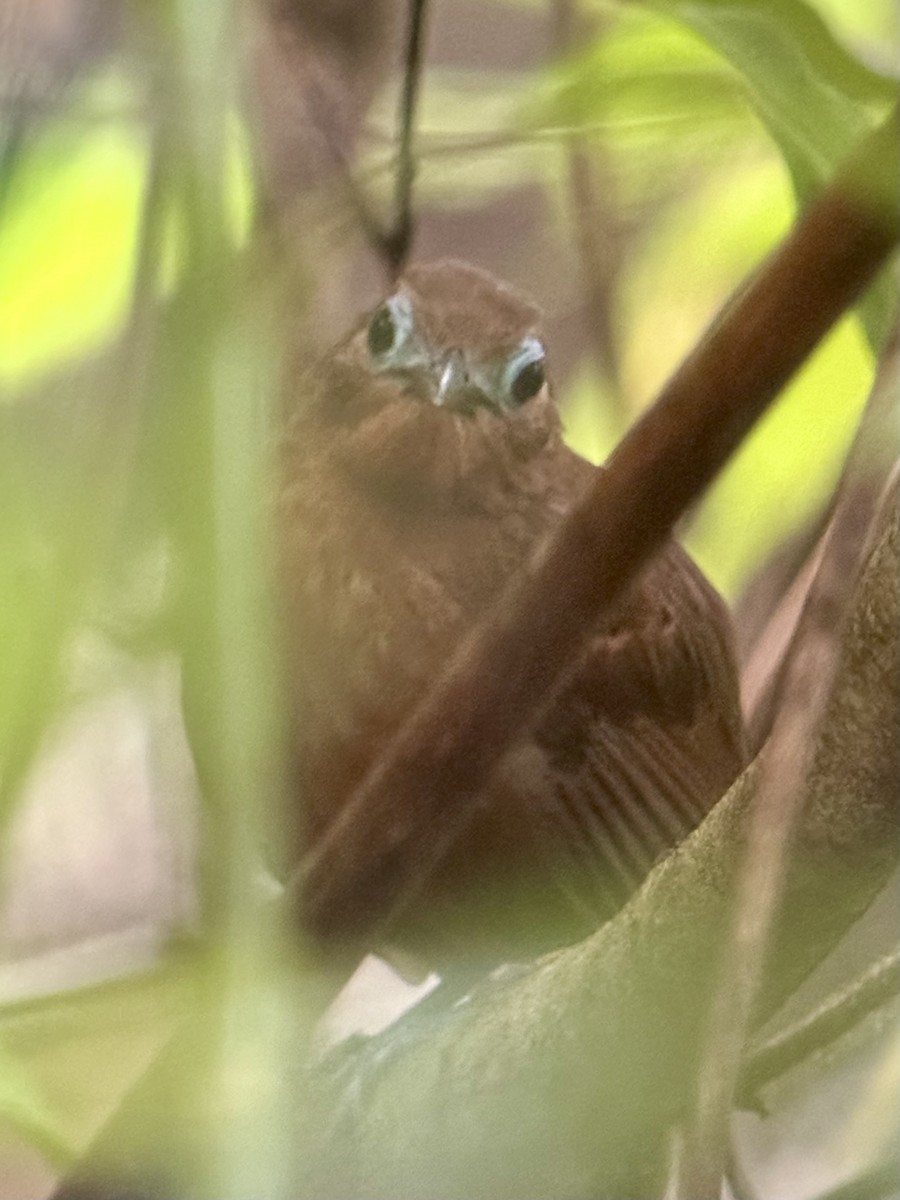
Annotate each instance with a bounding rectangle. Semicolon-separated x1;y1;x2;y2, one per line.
278;260;745;975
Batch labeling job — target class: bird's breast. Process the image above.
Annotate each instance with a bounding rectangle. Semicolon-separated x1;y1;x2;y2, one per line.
277;459;559;851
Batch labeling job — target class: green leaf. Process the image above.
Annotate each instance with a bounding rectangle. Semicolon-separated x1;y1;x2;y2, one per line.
531;13;762;201
634;0;899;345
686;315;872;596
0;1039;74;1170
0;960;195;1173
0;123;146;385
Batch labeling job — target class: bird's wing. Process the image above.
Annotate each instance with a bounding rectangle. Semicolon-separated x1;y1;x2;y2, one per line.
527;541;745;922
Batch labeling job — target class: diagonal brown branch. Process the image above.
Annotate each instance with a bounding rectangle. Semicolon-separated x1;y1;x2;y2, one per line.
293;105;900;948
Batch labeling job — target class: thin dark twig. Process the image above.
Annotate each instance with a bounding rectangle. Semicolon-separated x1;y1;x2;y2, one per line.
739;949;900;1105
382;0;430;278
551;0;625;416
293;106;900;948
288;0;428;279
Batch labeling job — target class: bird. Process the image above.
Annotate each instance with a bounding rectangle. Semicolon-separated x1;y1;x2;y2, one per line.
277;259;745;977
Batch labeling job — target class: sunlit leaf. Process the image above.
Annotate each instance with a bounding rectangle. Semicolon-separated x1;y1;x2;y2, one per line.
686;316;871;596
527;13;764;207
634;0;899;344
0;961;192;1164
813;0;899;52
0;125;146;385
539;14;748;133
0;1037;74;1169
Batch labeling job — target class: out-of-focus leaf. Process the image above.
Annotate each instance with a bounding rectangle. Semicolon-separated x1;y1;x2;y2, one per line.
813;0;899;55
686;316;871;597
545;0;893;590
0;94;252;389
539;16;747;133
0;1037;74;1169
561;364;624;466
0;123;145;385
535;0;897;342
639;0;894;163
619;154;794;403
842;1026;900;1173
0;961;191;1167
528;15;764;206
635;0;899;345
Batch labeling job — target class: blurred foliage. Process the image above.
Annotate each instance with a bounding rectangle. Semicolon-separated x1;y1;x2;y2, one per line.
0;0;897;1196
0;80;253;385
0;1038;72;1171
0;966;187;1175
640;0;897;345
1;2;290;1196
0;110;144;382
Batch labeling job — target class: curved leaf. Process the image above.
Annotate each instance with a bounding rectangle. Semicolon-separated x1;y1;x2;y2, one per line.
635;0;899;344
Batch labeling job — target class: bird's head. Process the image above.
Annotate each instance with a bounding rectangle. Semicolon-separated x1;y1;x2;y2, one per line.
293;260;563;506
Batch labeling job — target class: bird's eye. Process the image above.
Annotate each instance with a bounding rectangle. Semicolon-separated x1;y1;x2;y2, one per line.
366;293;414;362
510;358;545;406
501;337;546;409
367;305;397;356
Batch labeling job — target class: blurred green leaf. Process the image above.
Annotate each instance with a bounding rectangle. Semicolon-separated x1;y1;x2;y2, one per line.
843;1026;900;1169
0;1037;74;1170
528;15;764;207
634;0;899;344
539;16;748;134
536;1;897;343
0;961;193;1168
813;0;899;52
547;0;895;592
0;124;145;385
561;364;625;466
638;0;895;170
618;153;795;405
0;104;252;389
686;315;871;596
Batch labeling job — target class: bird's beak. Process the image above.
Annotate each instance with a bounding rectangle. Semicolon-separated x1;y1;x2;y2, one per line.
433;350;483;414
434;349;466;406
